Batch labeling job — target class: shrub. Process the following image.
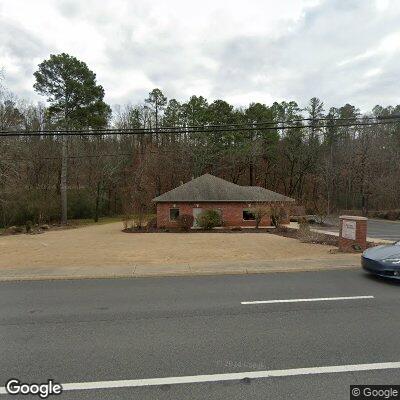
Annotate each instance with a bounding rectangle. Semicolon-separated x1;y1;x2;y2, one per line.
386;210;400;220
4;226;23;235
196;209;222;230
270;205;287;228
253;205;270;229
122;215;133;231
177;214;194;231
146;217;158;231
25;220;33;233
298;217;310;232
68;192;93;219
377;211;387;219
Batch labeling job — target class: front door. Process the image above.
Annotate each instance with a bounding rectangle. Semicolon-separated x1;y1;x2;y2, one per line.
192;208;203;227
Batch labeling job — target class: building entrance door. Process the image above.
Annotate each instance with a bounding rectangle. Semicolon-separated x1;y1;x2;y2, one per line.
192;208;203;227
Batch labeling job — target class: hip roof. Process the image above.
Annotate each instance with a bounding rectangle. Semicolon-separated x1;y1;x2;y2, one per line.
152;174;295;203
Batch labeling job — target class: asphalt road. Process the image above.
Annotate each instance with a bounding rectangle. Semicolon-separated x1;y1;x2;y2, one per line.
367;219;400;241
1;270;400;399
320;218;400;241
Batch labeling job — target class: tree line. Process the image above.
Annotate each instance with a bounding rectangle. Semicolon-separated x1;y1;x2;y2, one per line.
1;53;400;227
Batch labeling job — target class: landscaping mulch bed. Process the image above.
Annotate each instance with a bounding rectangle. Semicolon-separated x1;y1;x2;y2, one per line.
269;226;384;249
1;217;123;237
123;225;384;250
1;224;84;236
268;227;339;246
122;227;275;234
123;226;338;247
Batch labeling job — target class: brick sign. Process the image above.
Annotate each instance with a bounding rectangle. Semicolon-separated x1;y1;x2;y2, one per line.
342;220;356;240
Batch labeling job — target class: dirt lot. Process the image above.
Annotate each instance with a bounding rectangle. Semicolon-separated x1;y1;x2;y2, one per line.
0;221;341;271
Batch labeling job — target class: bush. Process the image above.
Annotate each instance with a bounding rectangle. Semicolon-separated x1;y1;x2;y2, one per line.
270;205;287;228
146;217;158;231
4;226;23;235
122;214;133;230
298;218;310;232
25;220;33;233
177;214;194;231
68;192;93;219
253;205;270;229
385;210;400;220
196;209;222;230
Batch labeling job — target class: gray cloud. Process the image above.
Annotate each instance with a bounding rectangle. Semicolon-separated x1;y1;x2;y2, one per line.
207;0;400;109
0;20;44;60
1;0;400;111
56;0;81;18
0;14;48;98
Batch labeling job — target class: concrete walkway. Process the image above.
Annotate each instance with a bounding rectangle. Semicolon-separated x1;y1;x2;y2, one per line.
0;254;361;281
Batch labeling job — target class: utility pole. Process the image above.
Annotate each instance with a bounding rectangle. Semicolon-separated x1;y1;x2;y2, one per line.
61;101;69;225
60;134;68;224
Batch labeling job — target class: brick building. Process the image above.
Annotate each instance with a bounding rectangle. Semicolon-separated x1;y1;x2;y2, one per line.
153;174;295;228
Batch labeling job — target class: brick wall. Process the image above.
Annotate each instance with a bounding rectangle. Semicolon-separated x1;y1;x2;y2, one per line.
338;216;368;252
156;202;291;228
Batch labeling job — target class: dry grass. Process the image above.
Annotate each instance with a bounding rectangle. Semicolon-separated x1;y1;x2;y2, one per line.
0;221;337;270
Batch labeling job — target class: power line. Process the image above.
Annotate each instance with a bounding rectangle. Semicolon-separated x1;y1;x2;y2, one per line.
1;153;133;161
1;148;187;162
1;117;399;163
1;118;400;137
2;140;260;162
0;115;400;135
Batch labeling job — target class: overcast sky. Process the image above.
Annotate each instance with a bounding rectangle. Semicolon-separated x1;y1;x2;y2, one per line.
1;0;399;111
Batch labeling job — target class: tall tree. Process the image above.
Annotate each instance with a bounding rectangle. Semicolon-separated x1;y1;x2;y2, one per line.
0;99;24;130
145;88;167;139
181;96;209;126
245;103;277;186
306;97;324;141
181;96;210;176
163;99;182;127
33;53;111;224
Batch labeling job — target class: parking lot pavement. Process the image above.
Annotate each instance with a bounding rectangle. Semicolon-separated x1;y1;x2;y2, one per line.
366;219;400;241
1;269;400;399
308;218;400;242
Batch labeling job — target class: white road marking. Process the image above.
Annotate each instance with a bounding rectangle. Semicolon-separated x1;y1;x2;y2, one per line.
1;361;399;393
241;295;374;305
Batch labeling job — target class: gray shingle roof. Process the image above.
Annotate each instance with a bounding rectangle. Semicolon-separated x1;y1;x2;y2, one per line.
152;174;295;203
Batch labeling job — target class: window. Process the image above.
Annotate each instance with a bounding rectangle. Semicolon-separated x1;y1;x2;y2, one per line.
170;208;180;221
243;209;255;220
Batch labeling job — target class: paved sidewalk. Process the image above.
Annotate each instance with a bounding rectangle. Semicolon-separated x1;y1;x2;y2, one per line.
0;254;361;281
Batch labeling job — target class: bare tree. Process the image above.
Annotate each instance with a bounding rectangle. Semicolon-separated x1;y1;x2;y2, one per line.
252;203;271;229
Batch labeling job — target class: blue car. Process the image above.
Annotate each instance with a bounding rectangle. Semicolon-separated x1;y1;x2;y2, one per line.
362;243;400;279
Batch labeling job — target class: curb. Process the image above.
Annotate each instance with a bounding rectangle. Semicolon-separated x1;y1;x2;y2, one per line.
0;264;360;282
